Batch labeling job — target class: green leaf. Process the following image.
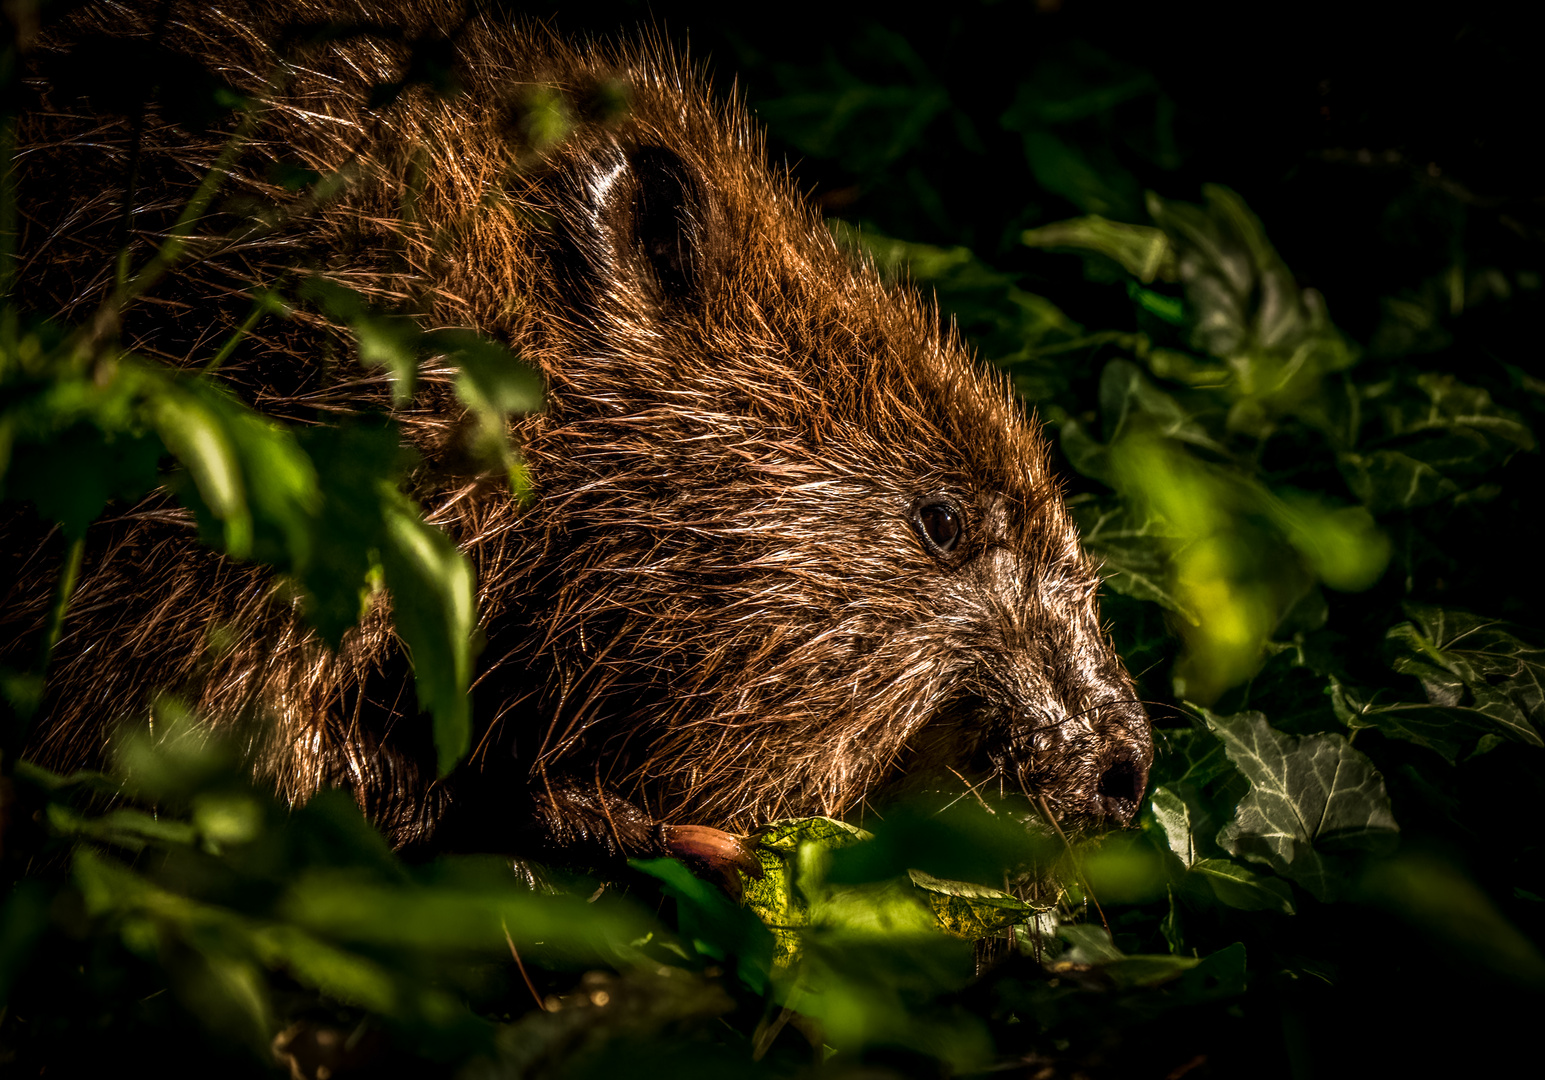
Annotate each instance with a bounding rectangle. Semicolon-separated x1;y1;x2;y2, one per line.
906;869;1047;939
1189;858;1295;914
299;277;423;403
1098;359;1225;452
1146;785;1198;866
1330;678;1517;764
1380;605;1545;749
1052;925;1202;989
1203;709;1399;901
150;373;319;565
1070;496;1190;613
631;858;774;995
1341;373;1535;511
3;424;162;537
377;489;477;775
438;331;544;417
1146;186;1357;429
282;865;648;954
744;816;871;963
1149;727;1239;791
1021;215;1176;283
1358;855;1545;986
1338;447;1463;513
289;423;404;646
834;223;1083;368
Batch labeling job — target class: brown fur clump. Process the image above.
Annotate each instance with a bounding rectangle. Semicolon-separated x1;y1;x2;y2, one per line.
2;0;1151;870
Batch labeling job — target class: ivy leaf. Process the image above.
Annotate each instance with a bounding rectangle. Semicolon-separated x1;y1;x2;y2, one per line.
1330;678;1519;764
1146;186;1356;436
1142;731;1242;873
1070;495;1190;613
1098;359;1226;451
1382;605;1545;748
1146;786;1198;867
1149;726;1238;791
1188;858;1295;914
1052;925;1204;989
1341;374;1535;512
1203;709;1399;901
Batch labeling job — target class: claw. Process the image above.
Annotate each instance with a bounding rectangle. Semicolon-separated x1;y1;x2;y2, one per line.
659;824;764;900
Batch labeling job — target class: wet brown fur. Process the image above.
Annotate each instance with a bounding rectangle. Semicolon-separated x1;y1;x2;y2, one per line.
3;0;1151;863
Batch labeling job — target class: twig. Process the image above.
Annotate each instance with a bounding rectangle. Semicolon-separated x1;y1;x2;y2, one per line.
501;918;546;1012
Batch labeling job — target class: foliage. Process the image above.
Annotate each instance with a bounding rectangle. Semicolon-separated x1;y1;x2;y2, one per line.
5;2;1545;1077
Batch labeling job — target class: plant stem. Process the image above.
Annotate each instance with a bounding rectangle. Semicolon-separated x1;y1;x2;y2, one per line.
39;535;85;673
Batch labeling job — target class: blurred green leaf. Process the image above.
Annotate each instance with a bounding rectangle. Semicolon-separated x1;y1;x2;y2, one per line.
299;277;421;402
1358;855;1545;987
377;488;477;775
155;376;319;565
1022;215;1176;282
632;858;773;995
3;425;162;538
284;864;650;955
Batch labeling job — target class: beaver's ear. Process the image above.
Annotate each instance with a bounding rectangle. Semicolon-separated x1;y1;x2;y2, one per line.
558;142;720;312
624;145;716;305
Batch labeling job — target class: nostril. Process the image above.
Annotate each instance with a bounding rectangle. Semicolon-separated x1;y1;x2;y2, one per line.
1097;758;1141;821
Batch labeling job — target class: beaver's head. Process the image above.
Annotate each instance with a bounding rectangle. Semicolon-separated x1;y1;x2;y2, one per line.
492;60;1152;838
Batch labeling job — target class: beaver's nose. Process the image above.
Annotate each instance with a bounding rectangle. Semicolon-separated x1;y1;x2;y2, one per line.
1096;754;1145;825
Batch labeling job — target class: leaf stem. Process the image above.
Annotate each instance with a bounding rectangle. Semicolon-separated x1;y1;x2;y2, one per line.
204;285;280;374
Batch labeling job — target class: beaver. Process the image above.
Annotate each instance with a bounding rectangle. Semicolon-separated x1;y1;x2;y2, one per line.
1;0;1152;882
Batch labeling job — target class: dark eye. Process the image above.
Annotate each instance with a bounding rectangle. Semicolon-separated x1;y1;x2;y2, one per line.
914;498;964;556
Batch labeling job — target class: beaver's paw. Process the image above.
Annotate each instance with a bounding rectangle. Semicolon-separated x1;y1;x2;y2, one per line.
658;824;764;901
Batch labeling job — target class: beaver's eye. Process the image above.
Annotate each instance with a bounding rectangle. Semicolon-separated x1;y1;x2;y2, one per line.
915;499;963;556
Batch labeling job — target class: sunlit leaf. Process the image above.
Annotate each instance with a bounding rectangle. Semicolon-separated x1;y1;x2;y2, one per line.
907;868;1047;938
744;816;870;963
1146;785;1198;866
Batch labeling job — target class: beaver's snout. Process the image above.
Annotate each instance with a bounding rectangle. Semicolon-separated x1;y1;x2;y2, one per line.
1005;694;1153;829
